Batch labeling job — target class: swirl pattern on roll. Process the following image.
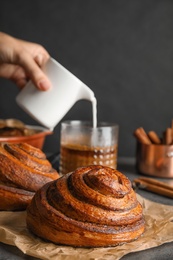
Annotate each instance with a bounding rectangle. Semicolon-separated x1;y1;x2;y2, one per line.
0;143;59;210
27;165;145;247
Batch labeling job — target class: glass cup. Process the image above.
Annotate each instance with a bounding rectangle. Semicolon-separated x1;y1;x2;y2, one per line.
59;120;119;175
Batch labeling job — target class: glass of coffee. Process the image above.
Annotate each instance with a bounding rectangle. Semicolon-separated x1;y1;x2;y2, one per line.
59;120;119;175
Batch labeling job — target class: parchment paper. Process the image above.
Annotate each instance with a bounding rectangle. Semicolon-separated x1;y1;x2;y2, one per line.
0;195;173;260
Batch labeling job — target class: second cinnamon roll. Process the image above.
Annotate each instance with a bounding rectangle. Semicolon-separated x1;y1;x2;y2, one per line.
0;142;59;210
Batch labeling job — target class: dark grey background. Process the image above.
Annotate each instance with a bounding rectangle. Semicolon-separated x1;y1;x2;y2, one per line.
1;0;173;157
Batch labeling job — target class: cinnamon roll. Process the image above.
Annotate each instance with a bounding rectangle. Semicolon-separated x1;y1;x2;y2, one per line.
0;143;59;210
27;165;145;247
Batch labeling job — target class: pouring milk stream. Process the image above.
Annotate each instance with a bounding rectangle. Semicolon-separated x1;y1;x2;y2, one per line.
16;58;97;130
16;58;119;173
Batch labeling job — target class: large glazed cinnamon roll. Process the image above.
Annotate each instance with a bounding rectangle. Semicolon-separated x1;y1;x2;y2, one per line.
0;143;59;210
27;165;145;247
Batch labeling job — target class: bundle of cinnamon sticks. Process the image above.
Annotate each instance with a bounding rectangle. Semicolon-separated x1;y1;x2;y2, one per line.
134;122;173;145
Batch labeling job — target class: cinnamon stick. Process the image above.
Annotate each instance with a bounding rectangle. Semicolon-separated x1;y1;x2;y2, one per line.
133;127;152;145
171;119;173;144
164;128;172;145
148;131;161;144
133;177;173;198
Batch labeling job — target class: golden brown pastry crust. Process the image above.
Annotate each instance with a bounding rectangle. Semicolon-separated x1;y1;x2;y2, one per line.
0;184;34;210
27;165;145;247
0;143;59;210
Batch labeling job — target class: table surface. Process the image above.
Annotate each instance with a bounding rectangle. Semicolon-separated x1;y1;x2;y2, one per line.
0;157;172;260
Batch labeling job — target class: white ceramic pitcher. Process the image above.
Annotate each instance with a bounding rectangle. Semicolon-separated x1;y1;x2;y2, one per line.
16;58;95;130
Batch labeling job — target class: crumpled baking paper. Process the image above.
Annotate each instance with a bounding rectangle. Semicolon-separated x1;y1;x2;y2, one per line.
0;195;173;260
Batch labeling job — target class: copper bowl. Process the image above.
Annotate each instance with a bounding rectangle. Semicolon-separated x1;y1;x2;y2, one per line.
136;142;173;178
0;125;52;150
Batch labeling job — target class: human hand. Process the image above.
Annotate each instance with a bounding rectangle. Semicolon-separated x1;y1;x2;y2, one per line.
0;32;51;90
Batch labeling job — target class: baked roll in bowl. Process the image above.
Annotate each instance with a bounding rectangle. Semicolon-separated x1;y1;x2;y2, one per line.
0;143;59;211
27;165;145;247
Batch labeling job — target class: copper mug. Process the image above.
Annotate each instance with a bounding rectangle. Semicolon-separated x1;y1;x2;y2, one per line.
136;142;173;178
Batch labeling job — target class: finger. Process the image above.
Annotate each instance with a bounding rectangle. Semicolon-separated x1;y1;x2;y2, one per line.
34;54;43;67
15;51;51;91
34;50;50;68
0;63;20;78
14;78;28;89
0;63;28;88
19;40;50;69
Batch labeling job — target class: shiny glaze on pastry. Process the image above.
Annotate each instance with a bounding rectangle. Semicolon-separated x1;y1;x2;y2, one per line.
0;143;59;210
27;165;145;247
